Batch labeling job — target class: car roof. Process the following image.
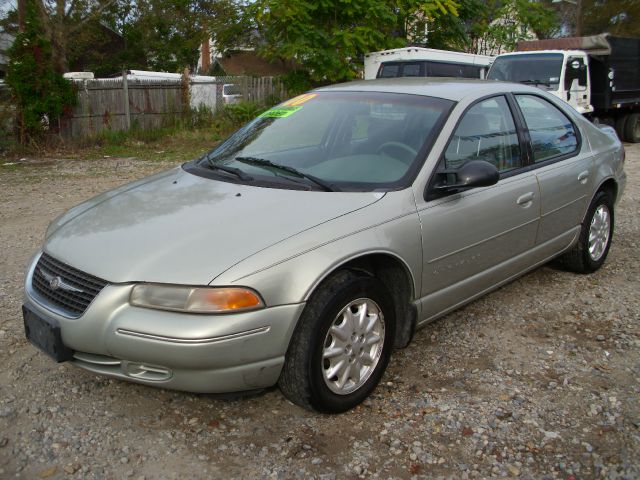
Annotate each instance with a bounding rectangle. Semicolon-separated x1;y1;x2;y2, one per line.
315;77;541;102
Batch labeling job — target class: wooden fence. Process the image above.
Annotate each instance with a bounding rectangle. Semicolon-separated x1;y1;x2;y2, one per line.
226;76;287;104
60;78;185;139
59;75;286;140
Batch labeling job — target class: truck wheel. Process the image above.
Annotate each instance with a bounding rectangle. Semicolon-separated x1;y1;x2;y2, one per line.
624;113;640;143
279;270;395;413
615;115;628;142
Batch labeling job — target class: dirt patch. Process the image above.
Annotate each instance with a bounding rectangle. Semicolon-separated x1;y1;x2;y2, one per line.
1;146;639;479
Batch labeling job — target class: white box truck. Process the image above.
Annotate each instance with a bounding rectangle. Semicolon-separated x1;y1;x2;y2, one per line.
364;47;493;80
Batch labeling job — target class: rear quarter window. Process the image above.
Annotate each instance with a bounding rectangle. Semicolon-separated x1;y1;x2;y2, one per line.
515;95;578;163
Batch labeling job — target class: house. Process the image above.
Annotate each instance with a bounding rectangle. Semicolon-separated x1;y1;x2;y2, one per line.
68;21;125;76
198;39;293;77
0;32;15;80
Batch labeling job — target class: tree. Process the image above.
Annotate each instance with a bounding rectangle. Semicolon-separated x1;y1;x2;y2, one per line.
432;0;558;55
581;0;639;37
6;0;75;142
251;0;459;83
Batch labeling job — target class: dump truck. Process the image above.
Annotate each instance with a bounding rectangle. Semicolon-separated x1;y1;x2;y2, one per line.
487;34;640;142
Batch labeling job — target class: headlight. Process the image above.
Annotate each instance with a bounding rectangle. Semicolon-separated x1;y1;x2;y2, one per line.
130;284;264;313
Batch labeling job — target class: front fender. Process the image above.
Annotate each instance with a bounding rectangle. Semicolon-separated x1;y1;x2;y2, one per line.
211;189;423;307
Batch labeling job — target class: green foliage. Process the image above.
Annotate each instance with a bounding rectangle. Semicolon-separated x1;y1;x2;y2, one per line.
581;0;639;37
481;0;557;53
281;70;314;96
6;0;76;143
252;0;459;83
202;0;255;57
435;0;558;55
218;101;269;127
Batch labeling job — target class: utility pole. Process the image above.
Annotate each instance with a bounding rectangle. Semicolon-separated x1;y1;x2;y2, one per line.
575;0;583;36
18;0;26;32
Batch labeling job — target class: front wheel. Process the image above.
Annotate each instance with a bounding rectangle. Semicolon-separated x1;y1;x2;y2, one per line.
279;270;395;413
555;190;614;273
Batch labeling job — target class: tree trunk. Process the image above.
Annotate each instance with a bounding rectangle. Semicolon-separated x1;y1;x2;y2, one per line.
52;0;69;73
18;0;26;32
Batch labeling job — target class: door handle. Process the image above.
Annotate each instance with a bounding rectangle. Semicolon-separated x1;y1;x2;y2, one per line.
578;171;589;183
516;192;535;206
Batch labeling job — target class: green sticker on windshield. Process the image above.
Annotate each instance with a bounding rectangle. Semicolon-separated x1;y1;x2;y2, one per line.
259;106;302;118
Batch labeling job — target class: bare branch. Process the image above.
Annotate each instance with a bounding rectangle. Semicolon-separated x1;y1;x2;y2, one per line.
67;0;117;34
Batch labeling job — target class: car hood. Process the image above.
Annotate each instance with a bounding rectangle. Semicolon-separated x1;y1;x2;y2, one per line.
44;166;384;284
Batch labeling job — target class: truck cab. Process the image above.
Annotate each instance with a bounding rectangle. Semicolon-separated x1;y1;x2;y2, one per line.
487;50;593;114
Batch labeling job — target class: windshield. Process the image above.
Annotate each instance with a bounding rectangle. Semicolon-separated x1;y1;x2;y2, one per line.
192;91;453;191
488;53;563;90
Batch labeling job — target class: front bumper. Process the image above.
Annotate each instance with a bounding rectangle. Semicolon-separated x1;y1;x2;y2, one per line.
24;255;304;393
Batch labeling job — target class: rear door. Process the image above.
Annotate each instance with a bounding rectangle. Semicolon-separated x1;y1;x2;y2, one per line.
513;94;593;249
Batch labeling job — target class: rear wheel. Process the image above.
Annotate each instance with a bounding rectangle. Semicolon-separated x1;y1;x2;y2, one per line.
279;270;395;413
623;113;640;143
615;115;628;142
555;190;614;273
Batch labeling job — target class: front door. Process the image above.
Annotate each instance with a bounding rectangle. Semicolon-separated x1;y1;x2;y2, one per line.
415;95;540;323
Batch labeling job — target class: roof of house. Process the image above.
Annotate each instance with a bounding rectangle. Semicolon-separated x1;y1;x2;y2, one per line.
215;51;293;76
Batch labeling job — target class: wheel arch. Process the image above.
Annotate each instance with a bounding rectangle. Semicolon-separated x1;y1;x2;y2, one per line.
303;251;418;349
596;177;618;204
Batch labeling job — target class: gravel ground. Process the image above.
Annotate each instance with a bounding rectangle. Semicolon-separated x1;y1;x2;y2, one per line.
0;146;639;480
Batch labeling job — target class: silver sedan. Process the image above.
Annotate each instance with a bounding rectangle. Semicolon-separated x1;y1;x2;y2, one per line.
22;79;626;412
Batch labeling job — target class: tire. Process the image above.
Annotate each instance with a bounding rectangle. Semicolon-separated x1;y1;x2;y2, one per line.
615;115;628;142
555;190;614;273
279;270;395;413
623;113;640;143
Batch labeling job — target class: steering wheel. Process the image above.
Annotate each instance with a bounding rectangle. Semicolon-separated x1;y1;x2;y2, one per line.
377;141;418;164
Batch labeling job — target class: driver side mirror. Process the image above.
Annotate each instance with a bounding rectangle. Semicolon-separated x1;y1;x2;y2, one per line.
428;160;500;198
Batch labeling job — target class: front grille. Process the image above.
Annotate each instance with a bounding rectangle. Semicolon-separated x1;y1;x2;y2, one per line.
32;253;108;317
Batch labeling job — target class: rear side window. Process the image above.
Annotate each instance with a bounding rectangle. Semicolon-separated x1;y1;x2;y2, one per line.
402;63;421;77
515;95;578;163
444;96;521;173
427;62;462;77
379;64;400;78
462;65;481;78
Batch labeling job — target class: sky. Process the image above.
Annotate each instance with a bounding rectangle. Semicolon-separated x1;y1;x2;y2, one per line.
0;0;15;18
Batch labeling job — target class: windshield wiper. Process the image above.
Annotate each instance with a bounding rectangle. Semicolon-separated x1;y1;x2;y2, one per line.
206;159;254;181
234;156;340;192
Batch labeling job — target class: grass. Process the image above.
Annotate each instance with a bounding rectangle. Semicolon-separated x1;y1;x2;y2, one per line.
1;102;271;164
81;124;225;162
0;123;225;165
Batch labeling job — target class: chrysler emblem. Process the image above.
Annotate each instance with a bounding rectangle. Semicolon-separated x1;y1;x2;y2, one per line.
49;276;62;290
38;268;85;294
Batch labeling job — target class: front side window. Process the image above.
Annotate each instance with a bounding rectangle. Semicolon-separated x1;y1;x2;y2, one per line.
564;57;588;91
515;95;578;163
444;96;521;173
193;91;454;191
